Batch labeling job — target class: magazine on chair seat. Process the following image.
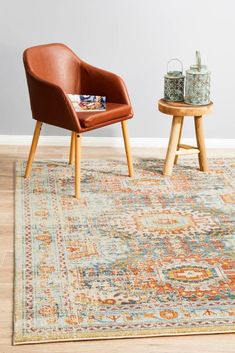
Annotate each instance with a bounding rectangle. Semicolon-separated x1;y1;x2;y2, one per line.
67;94;106;112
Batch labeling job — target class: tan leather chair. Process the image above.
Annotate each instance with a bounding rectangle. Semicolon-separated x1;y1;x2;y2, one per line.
23;43;134;198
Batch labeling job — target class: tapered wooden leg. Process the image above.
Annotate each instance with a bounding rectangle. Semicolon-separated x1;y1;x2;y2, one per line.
24;121;42;178
69;131;75;165
163;116;183;176
194;116;208;172
121;121;134;177
174;117;184;165
75;133;81;199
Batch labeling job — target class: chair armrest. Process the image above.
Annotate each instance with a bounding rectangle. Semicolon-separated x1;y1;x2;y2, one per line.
25;69;81;132
80;62;132;108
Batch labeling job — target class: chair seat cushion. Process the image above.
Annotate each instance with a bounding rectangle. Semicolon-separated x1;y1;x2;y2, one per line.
77;103;131;128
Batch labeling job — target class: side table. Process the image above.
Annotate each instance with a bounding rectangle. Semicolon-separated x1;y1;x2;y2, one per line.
158;99;213;176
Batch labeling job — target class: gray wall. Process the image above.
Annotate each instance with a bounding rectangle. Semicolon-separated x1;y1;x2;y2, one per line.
0;0;234;138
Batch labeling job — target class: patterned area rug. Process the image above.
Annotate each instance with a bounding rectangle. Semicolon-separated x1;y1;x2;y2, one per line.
14;158;235;344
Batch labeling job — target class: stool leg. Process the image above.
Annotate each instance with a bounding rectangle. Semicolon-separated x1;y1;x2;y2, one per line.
194;116;208;172
174;117;184;165
163;116;183;176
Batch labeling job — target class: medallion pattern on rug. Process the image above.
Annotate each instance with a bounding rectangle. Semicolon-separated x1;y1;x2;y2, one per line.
14;158;235;344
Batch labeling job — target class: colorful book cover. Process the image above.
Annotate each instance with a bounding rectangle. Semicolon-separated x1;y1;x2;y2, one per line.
68;94;106;112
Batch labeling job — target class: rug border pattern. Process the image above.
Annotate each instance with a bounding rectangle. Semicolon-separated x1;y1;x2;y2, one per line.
13;159;235;345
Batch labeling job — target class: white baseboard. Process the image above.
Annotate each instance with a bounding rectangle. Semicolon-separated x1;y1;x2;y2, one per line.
0;135;235;148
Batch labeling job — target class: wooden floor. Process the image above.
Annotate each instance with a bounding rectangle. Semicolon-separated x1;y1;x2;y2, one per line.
0;145;234;353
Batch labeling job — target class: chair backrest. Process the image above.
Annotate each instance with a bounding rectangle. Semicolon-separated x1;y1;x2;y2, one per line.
23;43;81;93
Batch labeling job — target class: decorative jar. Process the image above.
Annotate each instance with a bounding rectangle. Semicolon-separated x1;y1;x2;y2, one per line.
185;51;210;105
164;58;185;102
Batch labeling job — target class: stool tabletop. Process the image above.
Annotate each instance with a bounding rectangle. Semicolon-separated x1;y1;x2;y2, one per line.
158;99;213;117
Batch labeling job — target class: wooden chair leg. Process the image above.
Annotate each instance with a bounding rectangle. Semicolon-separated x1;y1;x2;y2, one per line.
163;116;183;176
121;120;134;177
174;117;184;165
75;133;81;199
194;116;208;172
69;131;75;165
24;121;42;178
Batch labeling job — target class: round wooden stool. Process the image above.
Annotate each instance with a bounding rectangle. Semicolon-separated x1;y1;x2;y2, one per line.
158;99;213;176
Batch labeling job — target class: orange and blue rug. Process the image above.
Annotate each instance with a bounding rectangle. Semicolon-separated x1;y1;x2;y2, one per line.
14;158;235;344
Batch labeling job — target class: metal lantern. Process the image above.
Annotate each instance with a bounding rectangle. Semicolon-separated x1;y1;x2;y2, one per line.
164;58;185;102
185;51;211;105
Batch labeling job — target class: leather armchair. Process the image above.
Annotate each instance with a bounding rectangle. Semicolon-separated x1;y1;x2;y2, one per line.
23;43;134;198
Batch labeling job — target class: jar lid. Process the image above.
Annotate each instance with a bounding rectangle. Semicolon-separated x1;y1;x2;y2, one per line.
187;64;209;75
165;70;184;78
187;50;210;75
